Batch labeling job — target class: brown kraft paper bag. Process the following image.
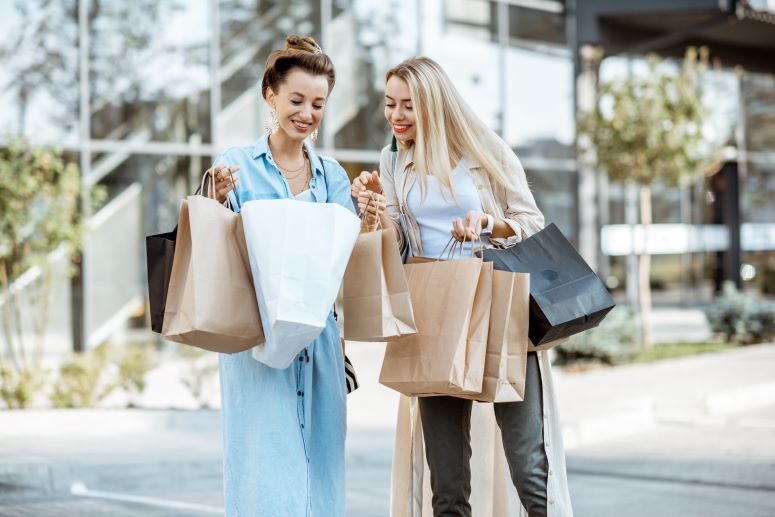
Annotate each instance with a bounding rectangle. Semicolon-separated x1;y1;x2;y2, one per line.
459;270;529;403
343;227;417;341
162;195;264;353
379;258;491;396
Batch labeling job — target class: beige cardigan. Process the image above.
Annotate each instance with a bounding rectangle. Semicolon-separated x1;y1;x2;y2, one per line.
379;142;545;257
381;142;574;517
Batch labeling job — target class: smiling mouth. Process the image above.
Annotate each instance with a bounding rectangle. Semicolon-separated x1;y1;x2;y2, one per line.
291;120;311;132
393;124;411;134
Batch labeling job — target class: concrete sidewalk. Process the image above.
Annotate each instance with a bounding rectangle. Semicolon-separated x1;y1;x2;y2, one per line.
553;343;775;447
345;341;775;445
1;342;773;515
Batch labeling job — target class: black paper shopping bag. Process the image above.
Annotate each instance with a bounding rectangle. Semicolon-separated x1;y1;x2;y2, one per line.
146;227;177;333
478;223;615;346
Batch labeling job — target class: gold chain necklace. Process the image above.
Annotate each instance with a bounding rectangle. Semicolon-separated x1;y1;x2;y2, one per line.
276;155;307;176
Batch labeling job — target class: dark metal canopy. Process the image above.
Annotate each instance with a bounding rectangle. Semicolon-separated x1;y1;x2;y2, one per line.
570;0;775;72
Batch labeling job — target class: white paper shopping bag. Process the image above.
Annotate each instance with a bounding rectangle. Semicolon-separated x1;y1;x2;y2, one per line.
241;199;360;368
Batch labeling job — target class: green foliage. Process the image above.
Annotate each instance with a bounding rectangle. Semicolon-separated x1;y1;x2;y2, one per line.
553;306;641;366
0;364;45;409
705;282;775;344
116;343;155;406
629;342;736;364
578;47;716;187
0;139;105;389
50;345;115;408
0;139;83;273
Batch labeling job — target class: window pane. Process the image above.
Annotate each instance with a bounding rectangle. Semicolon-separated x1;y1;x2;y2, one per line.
744;160;775;224
504;47;574;150
0;1;79;143
89;0;211;143
743;72;775;154
422;0;502;132
508;4;566;46
526;168;575;239
330;0;420;150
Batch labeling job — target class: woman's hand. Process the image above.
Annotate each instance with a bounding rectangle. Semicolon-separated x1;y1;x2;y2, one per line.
357;191;386;228
351;170;383;199
207;164;240;204
451;210;487;242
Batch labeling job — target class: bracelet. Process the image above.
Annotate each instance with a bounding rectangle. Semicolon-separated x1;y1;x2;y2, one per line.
481;214;494;236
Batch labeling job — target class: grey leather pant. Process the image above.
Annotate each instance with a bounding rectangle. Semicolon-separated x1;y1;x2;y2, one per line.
418;352;549;517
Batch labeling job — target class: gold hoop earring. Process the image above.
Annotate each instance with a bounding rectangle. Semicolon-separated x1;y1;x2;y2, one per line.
264;108;279;134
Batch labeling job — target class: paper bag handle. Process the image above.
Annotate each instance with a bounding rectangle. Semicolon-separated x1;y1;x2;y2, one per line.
199;169;238;211
436;234;484;261
359;192;382;232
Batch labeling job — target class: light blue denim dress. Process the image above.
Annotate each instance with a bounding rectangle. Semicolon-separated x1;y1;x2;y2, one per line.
216;135;355;516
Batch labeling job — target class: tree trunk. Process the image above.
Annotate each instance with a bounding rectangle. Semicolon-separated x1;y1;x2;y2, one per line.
639;185;654;350
0;262;22;372
10;262;29;368
625;181;640;312
33;270;54;368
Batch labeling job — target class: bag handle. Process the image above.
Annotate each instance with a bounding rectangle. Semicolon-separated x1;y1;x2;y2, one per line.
358;192;383;232
436;234;484;261
198;169;241;211
450;234;484;259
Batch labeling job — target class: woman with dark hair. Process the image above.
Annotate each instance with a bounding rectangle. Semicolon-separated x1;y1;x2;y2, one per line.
207;35;354;516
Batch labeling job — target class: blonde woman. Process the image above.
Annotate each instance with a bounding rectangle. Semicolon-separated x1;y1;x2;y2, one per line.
352;57;573;516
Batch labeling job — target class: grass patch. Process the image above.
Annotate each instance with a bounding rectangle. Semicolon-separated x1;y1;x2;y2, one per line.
629;342;737;364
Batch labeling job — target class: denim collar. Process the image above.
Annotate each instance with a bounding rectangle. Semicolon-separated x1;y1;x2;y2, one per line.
251;133;325;177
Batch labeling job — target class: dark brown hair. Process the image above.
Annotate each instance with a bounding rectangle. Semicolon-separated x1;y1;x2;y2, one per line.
261;35;335;99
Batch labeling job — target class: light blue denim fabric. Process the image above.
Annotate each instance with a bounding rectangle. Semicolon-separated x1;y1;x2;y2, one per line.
215;134;355;516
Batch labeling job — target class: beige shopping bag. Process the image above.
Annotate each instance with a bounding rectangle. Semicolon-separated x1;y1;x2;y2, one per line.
162;179;264;353
343;226;417;341
379;257;492;396
459;270;530;403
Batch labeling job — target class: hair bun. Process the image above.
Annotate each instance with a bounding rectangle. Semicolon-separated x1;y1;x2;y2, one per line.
285;34;322;54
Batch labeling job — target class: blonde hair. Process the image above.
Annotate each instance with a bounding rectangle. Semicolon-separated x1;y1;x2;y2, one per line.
386;57;520;196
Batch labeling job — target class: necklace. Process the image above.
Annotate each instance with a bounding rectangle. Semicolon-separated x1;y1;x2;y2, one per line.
275;155;307;175
291;168;312;196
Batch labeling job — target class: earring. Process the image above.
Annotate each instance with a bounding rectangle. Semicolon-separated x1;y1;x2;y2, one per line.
264;108;279;134
309;127;319;143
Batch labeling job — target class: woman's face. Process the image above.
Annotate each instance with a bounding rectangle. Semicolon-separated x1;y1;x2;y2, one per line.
384;75;416;144
266;68;329;142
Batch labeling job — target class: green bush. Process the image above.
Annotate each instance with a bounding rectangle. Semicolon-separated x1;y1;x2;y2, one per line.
116;343;155;407
50;345;115;408
553;306;640;366
50;343;156;409
705;282;775;344
1;139;105;408
0;365;45;409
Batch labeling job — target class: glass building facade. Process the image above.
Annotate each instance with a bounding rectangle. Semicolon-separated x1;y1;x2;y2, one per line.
1;0;773;350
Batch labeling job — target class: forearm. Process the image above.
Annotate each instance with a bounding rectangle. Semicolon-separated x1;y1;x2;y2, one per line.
491;218;516;239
